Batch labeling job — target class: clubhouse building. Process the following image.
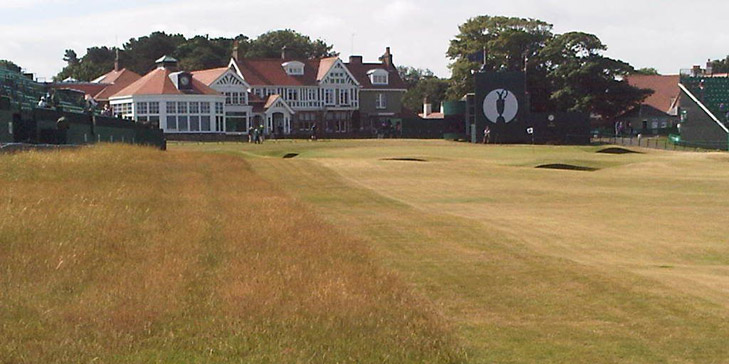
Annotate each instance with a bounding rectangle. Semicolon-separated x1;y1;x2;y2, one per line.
98;46;407;138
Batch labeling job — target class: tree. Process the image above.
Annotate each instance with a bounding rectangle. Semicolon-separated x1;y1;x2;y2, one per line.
0;60;21;73
176;35;241;71
63;50;79;66
122;31;187;74
55;46;116;81
402;78;450;113
446;16;553;99
633;67;660;75
53;30;335;82
397;66;449;112
397;66;436;88
446;17;650;118
710;56;729;74
539;32;652;118
246;29;336;59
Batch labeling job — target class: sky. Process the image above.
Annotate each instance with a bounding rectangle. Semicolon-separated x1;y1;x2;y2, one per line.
2;0;729;81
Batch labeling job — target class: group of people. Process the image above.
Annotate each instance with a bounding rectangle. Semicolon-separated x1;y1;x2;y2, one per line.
376;121;402;138
37;90;60;109
614;121;633;136
246;123;319;143
248;125;265;144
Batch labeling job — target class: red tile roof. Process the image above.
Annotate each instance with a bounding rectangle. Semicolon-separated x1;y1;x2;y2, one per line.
234;57;339;86
94;68;143;101
625;74;680;114
93;68;141;85
191;67;229;86
345;62;407;90
111;67;220;97
263;94;281;109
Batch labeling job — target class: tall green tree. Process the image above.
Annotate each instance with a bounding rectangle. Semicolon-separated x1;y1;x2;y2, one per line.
55;46;116;81
176;35;245;71
402;78;450;113
397;66;436;88
122;31;187;74
446;16;650;118
397;66;449;112
633;67;660;75
246;29;336;59
538;32;651;118
54;30;336;82
446;16;553;99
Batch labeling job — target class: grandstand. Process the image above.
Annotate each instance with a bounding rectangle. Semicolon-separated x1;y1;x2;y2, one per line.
0;64;165;149
0;66;85;113
679;74;729;125
678;67;729;150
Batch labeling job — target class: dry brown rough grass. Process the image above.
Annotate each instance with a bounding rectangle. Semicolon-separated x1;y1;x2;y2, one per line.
0;144;464;363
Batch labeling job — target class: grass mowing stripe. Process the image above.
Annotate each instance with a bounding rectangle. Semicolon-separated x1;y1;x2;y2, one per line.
0;145;465;363
247;155;729;363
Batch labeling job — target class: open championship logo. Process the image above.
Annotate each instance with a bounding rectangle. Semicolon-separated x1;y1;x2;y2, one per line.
483;89;518;124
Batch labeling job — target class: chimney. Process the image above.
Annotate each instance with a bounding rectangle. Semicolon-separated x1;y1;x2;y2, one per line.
692;65;701;77
381;47;393;68
423;97;432;117
114;48;120;72
232;40;240;62
706;58;713;75
349;55;362;64
281;45;288;60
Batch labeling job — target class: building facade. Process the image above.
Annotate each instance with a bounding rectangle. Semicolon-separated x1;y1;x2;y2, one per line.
97;47;408;138
229;52;361;136
345;47;408;134
109;56;226;133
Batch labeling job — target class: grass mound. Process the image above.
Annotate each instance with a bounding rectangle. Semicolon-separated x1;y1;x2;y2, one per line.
535;163;599;171
381;157;428;162
597;147;642;154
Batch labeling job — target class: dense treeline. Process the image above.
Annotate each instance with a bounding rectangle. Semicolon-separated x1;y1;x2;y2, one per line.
47;16;654;118
446;16;651;119
54;30;336;82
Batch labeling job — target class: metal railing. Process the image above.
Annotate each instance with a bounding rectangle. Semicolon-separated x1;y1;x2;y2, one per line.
592;135;727;152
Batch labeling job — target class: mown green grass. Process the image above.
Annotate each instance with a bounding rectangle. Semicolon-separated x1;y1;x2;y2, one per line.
176;139;729;362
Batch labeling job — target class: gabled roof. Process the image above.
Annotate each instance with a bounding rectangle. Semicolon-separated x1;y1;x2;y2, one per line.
110;67;220;98
94;69;144;101
191;67;229;86
345;62;407;90
233;57;341;86
191;66;250;90
190;67;230;86
625;74;680;115
262;94;295;114
91;68;142;85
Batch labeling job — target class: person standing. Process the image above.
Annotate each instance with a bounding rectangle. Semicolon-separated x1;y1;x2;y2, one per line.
253;127;260;144
483;125;491;144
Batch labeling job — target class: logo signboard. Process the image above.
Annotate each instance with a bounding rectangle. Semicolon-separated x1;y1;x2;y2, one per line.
474;71;526;143
483;89;519;124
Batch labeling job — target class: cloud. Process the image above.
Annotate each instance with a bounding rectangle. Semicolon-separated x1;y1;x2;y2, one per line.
5;0;729;79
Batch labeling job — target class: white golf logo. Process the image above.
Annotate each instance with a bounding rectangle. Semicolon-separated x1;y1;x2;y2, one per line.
483;89;518;124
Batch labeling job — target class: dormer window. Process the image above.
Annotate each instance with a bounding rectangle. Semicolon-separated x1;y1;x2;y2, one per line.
282;61;305;76
367;69;389;85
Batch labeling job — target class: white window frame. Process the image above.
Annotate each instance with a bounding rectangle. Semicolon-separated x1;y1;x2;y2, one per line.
376;93;387;109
